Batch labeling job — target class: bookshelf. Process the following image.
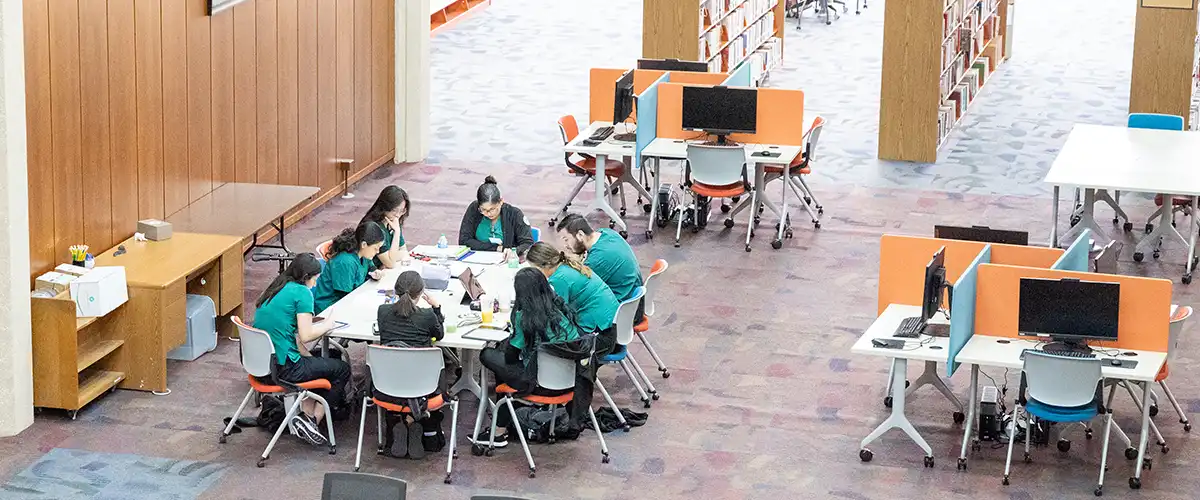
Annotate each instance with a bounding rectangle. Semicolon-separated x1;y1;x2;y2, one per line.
431;0;490;35
1129;1;1199;130
643;0;785;82
878;0;1011;163
31;291;127;414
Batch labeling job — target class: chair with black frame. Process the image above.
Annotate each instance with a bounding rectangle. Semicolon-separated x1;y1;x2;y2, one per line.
763;115;826;249
322;472;406;500
220;318;337;467
1003;351;1113;497
680;144;756;251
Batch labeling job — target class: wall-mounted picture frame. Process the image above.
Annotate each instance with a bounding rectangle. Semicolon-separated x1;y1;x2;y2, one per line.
1140;0;1196;9
209;0;250;15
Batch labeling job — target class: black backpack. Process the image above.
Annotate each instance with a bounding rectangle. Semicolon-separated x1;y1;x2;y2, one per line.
256;395;286;432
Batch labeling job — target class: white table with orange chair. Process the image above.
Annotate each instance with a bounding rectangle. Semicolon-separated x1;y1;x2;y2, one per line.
559;120;653;237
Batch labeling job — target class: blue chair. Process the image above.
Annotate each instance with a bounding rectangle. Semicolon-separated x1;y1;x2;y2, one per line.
595;287;651;430
530;227;540;242
1004;351;1112;496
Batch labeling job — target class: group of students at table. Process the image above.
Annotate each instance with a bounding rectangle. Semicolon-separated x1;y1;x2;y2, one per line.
250;176;647;450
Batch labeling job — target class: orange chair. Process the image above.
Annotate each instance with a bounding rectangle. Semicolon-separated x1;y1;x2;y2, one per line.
633;259;670;379
554;115;646;227
680;143;756;251
763;115;826;249
220;317;337;467
315;240;333;262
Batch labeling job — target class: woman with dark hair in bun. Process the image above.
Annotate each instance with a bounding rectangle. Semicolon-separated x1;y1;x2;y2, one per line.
458;176;535;257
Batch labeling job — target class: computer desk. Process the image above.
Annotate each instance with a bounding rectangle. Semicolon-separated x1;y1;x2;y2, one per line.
850;304;958;465
561;122;653;232
954;330;1170;487
1046;124;1200;283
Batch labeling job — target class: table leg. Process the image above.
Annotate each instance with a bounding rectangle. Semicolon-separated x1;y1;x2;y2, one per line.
1051;186;1060;248
1061;188;1107;246
957;365;979;469
646;157;663;239
590;153;627;232
860;358;934;462
1186;197;1198;283
1134;194;1188;262
906;360;964;413
448;349;483;400
470;355;491;444
1133;379;1152;486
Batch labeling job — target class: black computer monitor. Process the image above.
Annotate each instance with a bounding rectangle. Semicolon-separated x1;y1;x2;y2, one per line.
681;85;757;144
934;225;1029;246
1018;278;1120;352
637;58;709;72
920;246;950;336
612;70;635;126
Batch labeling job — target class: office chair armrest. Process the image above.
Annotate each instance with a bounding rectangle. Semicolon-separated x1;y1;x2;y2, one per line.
1094;380;1107;413
683;160;693;187
564;153;590;176
741;163;751;191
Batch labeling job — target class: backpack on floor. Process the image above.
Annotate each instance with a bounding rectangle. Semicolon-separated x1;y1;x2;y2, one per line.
256;394;286;433
308;342;357;421
514;406;578;443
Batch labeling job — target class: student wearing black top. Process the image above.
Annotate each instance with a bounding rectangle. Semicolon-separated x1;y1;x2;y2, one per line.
458;176;535;257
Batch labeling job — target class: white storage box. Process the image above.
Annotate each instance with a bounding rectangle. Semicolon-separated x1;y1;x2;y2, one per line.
167;294;218;361
69;266;128;317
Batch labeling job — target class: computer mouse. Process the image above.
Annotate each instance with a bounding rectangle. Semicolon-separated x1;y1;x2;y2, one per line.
1110;359;1122;366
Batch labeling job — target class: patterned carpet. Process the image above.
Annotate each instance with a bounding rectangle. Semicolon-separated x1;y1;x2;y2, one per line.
3;0;1198;499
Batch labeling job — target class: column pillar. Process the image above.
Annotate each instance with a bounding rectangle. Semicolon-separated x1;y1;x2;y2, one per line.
395;0;430;162
0;0;35;436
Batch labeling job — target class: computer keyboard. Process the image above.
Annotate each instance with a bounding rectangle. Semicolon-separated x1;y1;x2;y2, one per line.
1020;348;1095;360
894;317;923;338
590;126;614;141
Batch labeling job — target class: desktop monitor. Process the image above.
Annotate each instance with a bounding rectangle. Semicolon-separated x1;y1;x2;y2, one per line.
612;70;635;126
920;246;949;336
681;85;757;144
637;58;709;72
934;225;1029;246
1018;278;1120;350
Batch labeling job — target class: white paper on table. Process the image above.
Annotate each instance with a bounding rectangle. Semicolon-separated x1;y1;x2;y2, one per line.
461;251;505;265
411;244;468;259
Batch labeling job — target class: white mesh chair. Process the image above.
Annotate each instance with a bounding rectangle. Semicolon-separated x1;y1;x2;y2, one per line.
322;472;406;500
680;144;756;252
220;317;337;467
633;259;670;379
1004;351;1111;497
478;350;610;478
596;287;654;419
354;346;458;484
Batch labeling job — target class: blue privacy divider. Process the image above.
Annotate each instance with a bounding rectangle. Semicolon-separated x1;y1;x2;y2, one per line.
723;60;754;87
635;72;670;171
947;245;991;376
1052;229;1092;272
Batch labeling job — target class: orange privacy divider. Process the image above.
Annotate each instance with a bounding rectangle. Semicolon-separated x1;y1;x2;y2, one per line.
878;235;988;315
655;83;807;145
589;68;630;124
632;70;724;94
989;243;1063;268
974;264;1173;352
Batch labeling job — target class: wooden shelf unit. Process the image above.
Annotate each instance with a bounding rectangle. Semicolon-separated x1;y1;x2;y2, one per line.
643;0;785;76
878;0;1012;163
31;292;127;412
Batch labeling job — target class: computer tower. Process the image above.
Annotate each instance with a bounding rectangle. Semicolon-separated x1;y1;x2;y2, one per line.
979;386;1002;441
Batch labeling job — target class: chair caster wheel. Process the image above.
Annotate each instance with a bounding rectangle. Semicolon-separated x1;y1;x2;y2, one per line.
1161;445;1169;454
609;221;616;229
1086;429;1093;439
923;456;934;468
624;424;631;432
884;396;893;408
1145;223;1154;234
826;20;831;25
1150;404;1159;417
1002;475;1010;486
444;475;452;484
1129;477;1141;489
643;400;651;409
602;453;611;464
645;230;653;240
219;435;227;444
859;448;873;462
817;207;824;215
1184;274;1193;285
1143;458;1152;470
814;221;821;229
1123;222;1133;232
956;458;966;470
354;466;360;472
745;245;752;252
377;447;385;455
1124;447;1137;460
953;411;965;424
257;459;266;468
1058;439;1071;452
661;370;670;378
1184;423;1192;432
652;393;660;401
642;203;651;213
1095;486;1103;496
724;219;734;228
771;240;782;249
529;467;536;478
1153;250;1161;259
1023;452;1031;464
674;242;680;248
721;203;732;213
1133;252;1144;262
619;208;627;217
619;231;628;239
971;440;981;452
548;218;557;227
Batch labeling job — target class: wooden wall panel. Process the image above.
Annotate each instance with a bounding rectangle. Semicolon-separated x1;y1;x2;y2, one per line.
187;0;214;203
24;0;56;276
162;0;190;216
23;0;397;281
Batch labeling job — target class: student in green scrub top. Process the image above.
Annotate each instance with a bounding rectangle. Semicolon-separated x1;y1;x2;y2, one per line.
360;185;412;269
458;176;535;257
312;222;385;314
473;268;580;447
555;213;645;322
253;253;350;445
524;241;618;428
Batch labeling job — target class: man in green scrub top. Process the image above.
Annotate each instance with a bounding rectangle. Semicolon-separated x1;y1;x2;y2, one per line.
555;213;644;322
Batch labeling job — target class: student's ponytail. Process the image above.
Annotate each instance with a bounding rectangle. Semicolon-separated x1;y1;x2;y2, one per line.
329;222;386;256
329;227;358;255
525;241;592;278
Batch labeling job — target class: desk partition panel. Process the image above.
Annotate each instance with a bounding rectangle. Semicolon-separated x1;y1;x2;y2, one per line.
588;68;630;125
634;73;670;172
947;246;990;376
878;235;987;315
723;61;754;87
973;264;1172;351
988;243;1065;268
1051;230;1093;272
654;83;806;146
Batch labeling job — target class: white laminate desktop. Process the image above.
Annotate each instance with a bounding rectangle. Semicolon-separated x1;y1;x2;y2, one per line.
561;121;640;232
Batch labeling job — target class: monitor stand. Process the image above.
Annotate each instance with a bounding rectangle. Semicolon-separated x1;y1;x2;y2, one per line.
1042;340;1092;355
921;322;950;338
704;133;739;146
612;122;636;142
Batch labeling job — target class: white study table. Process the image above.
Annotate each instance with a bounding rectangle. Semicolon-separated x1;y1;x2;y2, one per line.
1046;124;1200;283
318;255;520;400
954;333;1168;488
850;304;958;467
561;121;653;233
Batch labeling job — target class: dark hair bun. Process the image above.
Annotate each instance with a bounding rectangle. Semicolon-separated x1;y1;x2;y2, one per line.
483;175;497;185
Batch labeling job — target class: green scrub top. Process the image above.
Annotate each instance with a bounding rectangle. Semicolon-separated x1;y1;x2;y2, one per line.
547;265;619;334
509;310;581;355
312;252;371;313
475;218;504;246
584;228;643;303
253;282;313;365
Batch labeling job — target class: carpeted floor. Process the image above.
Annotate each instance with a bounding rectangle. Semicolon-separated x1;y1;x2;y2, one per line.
3;0;1199;499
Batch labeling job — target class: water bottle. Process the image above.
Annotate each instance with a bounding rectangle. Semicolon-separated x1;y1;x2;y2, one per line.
437;233;448;249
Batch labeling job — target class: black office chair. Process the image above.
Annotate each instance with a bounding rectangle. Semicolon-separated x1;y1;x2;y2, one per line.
472;496;532;500
322;472;406;500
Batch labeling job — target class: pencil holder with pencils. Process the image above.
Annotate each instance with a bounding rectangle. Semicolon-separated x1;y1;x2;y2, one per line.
69;245;89;268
